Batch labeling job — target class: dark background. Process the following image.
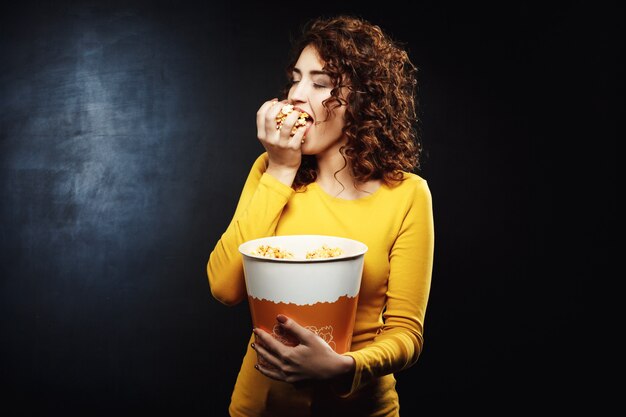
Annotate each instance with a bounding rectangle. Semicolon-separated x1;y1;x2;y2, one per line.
1;0;619;415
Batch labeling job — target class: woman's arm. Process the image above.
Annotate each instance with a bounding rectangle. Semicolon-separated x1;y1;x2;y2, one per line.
340;177;435;396
206;152;295;305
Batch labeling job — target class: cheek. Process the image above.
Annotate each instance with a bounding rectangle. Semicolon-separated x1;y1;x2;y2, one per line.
329;108;346;131
312;113;345;142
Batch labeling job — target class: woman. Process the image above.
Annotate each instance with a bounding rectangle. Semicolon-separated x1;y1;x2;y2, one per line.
207;15;434;416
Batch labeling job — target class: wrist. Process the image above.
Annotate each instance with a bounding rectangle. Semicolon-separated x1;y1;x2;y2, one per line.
265;164;298;187
329;354;355;395
338;354;355;375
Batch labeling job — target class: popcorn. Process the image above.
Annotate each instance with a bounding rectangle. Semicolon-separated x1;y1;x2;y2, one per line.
275;104;312;135
250;245;294;259
306;245;344;259
250;243;344;260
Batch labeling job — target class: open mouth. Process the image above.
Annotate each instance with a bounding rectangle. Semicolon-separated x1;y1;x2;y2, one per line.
276;104;313;134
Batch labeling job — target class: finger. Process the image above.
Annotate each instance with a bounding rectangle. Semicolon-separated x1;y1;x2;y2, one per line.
256;98;279;139
287;120;311;149
264;100;289;137
254;362;287;382
251;341;285;370
253;356;301;384
253;328;288;357
275;315;316;344
277;110;303;141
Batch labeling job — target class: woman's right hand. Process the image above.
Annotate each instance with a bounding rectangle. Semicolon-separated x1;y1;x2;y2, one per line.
256;99;308;186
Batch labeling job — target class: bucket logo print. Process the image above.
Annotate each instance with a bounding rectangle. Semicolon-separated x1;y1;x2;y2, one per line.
306;325;336;350
272;324;336;350
248;294;358;354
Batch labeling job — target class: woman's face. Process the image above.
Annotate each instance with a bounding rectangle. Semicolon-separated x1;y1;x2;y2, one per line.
288;45;348;156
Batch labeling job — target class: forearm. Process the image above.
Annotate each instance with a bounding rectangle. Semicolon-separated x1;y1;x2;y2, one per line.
338;328;422;397
207;172;294;305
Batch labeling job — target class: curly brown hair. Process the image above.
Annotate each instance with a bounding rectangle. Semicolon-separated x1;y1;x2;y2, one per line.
281;15;421;190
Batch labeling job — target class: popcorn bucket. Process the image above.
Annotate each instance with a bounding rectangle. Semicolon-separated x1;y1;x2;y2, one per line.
239;235;367;359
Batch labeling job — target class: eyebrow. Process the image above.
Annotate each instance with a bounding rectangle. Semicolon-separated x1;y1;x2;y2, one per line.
292;68;331;77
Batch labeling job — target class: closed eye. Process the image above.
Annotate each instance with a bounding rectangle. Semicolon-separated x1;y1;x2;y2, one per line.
290;79;330;89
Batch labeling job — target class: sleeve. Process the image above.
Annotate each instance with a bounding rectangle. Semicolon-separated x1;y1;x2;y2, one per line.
206;152;295;306
340;178;435;396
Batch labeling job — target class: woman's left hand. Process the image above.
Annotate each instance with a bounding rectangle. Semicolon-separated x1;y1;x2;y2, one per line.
252;314;355;383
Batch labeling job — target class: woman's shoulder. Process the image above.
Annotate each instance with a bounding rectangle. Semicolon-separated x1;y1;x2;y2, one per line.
391;171;430;193
384;171;432;206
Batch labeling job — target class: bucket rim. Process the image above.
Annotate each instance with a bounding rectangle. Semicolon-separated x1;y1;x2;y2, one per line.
238;234;368;263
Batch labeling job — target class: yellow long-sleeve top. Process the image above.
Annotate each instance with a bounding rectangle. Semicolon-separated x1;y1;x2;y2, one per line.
207;152;434;417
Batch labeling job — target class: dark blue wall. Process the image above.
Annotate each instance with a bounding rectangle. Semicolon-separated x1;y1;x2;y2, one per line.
1;1;618;414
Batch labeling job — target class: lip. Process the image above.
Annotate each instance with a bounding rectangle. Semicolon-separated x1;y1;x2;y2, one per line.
303;122;313;139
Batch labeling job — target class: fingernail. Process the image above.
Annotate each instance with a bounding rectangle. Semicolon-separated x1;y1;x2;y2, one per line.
276;315;287;324
251;343;256;350
254;364;259;370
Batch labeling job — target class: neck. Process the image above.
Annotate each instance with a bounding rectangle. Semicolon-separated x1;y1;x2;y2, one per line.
313;139;383;200
315;140;353;189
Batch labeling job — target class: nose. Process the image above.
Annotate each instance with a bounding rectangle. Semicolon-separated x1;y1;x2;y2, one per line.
289;81;308;104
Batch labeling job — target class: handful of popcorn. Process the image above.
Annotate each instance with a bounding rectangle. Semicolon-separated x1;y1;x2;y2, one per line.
275;104;312;136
